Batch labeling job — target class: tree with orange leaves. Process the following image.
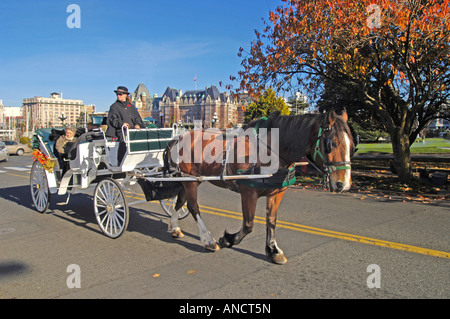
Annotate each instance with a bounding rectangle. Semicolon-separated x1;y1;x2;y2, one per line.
235;0;449;183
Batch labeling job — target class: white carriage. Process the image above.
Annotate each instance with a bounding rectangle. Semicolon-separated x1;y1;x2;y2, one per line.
30;125;191;238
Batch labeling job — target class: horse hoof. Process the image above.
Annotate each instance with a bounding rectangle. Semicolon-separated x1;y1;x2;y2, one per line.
171;229;185;239
205;242;220;252
218;235;232;248
218;230;236;248
268;253;288;265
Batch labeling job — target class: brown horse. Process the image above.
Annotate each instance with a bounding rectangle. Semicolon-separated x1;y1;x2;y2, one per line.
163;110;354;264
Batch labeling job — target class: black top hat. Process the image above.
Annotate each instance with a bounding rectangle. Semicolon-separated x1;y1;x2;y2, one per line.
114;86;130;95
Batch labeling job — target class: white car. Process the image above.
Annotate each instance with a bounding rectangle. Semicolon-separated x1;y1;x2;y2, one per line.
0;141;9;162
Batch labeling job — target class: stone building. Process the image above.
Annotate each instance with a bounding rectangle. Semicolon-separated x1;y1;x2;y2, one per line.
152;85;241;129
130;83;154;119
23;92;94;130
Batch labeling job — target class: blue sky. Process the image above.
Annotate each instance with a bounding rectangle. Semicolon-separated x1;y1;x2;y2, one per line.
0;0;284;112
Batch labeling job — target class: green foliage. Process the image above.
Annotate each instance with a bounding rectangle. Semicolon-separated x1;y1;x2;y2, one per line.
244;88;290;123
19;136;30;145
350;119;389;142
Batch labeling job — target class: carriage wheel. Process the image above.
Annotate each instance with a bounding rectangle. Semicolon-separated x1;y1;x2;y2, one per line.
94;178;129;238
30;160;50;213
160;196;190;220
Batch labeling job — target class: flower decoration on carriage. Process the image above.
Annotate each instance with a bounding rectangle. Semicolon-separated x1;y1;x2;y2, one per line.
32;149;55;173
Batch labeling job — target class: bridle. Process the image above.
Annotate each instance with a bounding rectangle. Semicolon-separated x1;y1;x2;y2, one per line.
311;126;352;187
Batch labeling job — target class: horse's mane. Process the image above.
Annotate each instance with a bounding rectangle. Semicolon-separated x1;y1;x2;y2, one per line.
246;110;352;162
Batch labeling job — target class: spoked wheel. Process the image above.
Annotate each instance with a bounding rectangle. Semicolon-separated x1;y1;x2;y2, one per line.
94;178;129;238
30;160;50;213
160;196;189;220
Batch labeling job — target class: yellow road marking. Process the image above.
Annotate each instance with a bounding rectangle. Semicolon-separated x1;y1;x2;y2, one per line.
7;172;30;179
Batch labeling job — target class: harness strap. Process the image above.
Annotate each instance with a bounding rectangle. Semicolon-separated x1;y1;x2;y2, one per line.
313;127;324;162
324;162;352;172
254;117;269;136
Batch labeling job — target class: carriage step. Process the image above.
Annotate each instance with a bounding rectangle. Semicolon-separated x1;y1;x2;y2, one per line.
56;194;71;205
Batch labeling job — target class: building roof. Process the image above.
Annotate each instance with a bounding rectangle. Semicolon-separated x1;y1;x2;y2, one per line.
206;86;220;100
182;90;204;100
162;87;181;102
132;83;152;102
161;85;235;104
135;83;151;97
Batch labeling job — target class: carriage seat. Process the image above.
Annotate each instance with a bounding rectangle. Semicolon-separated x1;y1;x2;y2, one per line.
126;129;173;152
108;128;173;171
67;129;105;161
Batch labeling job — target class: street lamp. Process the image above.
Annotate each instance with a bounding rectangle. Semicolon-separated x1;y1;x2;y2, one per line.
212;112;218;128
59;112;67;127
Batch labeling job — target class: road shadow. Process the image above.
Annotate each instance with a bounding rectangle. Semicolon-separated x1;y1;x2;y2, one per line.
0;261;29;279
41;192;215;254
227;246;267;262
0;185;35;210
131;205;270;262
0;185;277;262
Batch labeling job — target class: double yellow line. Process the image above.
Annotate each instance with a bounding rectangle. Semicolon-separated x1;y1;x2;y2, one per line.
185;204;450;260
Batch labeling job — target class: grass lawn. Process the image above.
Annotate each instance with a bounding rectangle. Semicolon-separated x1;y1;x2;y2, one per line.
355;138;450;154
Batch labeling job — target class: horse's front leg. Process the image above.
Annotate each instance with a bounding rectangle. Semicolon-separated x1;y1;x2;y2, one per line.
219;185;258;248
183;181;219;251
266;191;288;264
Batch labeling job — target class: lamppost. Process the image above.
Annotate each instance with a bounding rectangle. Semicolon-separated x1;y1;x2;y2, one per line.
59;112;67;127
212;112;218;128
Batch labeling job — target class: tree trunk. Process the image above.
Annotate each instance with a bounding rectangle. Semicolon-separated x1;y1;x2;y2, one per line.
390;127;412;184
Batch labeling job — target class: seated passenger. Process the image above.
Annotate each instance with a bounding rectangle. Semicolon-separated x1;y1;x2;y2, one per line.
55;125;77;172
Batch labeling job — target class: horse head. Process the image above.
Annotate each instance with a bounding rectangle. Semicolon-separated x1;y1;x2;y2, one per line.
310;109;354;192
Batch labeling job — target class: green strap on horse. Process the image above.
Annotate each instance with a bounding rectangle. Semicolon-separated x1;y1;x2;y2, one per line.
254;117;269;136
313;127;325;162
236;165;297;189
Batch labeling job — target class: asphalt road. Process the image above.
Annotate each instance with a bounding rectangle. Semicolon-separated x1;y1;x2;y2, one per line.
0;155;449;300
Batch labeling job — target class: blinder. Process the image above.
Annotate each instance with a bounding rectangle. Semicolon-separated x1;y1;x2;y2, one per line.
324;136;332;154
312;127;334;162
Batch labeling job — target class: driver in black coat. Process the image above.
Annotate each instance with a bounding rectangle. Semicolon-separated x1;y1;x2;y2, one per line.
106;86;145;164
